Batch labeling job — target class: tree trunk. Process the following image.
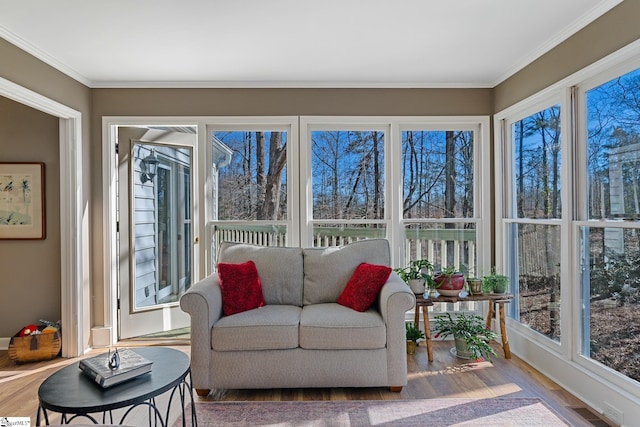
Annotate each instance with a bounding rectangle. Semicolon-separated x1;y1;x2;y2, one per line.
518;120;525;218
445;131;456;265
255;132;266;219
261;132;286;220
373;131;381;218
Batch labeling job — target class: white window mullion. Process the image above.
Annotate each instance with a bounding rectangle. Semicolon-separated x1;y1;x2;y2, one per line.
298;117;314;247
561;86;576;361
389;122;403;267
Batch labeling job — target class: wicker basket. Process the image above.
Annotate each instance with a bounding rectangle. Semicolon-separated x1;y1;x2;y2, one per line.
8;331;61;364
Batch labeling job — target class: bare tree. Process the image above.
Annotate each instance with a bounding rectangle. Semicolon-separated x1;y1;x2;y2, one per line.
258;132;286;220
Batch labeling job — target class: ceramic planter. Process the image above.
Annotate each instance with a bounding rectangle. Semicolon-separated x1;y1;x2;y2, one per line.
467;278;483;295
406;340;417;355
434;272;465;297
408;278;426;294
454;336;474;359
484;274;509;294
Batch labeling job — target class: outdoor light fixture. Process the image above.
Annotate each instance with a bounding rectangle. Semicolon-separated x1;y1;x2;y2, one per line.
140;149;159;183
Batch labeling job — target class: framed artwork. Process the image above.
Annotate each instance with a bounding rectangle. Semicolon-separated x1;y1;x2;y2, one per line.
0;162;45;239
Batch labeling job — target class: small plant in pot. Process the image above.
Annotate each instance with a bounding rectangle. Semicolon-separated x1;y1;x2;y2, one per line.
433;266;465;297
394;259;434;295
466;276;484;295
433;312;498;362
405;322;425;355
483;267;509;294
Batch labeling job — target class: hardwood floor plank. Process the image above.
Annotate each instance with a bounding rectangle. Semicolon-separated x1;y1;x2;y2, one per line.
0;340;612;426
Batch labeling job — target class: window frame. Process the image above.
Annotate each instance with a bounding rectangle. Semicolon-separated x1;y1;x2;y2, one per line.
494;90;571;355
495;41;640;401
300;116;491;270
572;57;640;393
205;116;299;272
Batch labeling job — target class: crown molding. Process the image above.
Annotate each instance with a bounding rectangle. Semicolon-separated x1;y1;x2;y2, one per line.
0;25;92;87
90;80;494;89
491;0;623;87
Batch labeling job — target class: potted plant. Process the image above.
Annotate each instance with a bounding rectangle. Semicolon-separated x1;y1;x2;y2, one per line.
483;267;509;294
433;312;499;361
466;276;483;295
394;259;434;295
433;265;465;297
405;322;425;355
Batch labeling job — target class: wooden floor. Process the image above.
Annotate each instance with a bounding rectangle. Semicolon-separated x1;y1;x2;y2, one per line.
0;339;612;426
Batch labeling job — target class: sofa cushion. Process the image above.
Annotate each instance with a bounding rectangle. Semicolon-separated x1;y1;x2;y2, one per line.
303;239;391;305
337;263;392;312
217;260;266;316
299;303;386;350
212;305;302;351
218;242;304;306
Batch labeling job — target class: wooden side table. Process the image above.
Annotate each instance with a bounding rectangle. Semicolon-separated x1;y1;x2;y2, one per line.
413;293;514;362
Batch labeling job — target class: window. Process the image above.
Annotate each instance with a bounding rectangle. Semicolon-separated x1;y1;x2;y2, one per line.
505;105;563;342
401;130;477;272
300;117;489;272
580;67;640;383
206;117;489;283
496;56;640;398
308;127;387;247
207;118;296;259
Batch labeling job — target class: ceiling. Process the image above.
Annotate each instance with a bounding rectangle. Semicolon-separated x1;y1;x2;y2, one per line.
0;0;623;88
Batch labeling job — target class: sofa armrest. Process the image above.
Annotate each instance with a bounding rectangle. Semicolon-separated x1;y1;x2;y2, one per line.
378;271;415;322
179;274;223;389
378;271;416;387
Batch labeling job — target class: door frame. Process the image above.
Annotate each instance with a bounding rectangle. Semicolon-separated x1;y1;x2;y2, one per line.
118;135;196;339
103;117;204;344
1;77;85;357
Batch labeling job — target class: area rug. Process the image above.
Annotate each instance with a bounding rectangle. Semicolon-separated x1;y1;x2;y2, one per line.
173;398;570;426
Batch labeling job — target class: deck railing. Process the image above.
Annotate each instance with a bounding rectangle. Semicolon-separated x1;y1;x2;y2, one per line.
212;223;479;317
213;224;476;269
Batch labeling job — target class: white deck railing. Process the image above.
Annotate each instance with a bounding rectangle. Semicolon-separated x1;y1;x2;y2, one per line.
212;224;478;316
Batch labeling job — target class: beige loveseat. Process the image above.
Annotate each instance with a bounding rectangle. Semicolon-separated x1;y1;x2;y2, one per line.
179;238;415;396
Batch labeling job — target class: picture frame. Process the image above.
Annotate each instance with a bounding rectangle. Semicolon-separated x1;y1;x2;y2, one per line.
0;162;45;239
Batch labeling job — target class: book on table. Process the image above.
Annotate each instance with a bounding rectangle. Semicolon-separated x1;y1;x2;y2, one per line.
79;348;153;388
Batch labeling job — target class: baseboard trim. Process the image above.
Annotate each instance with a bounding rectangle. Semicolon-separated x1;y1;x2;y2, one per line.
91;326;112;347
0;337;10;350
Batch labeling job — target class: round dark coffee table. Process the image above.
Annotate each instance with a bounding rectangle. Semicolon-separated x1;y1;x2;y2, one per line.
36;347;197;426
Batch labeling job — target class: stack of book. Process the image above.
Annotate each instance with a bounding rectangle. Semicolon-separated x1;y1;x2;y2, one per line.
79;348;153;388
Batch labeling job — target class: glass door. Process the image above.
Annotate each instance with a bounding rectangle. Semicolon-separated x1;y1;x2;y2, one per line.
118;127;196;339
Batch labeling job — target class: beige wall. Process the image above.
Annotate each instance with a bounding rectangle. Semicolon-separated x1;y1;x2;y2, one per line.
1;0;639;341
0;39;91;339
0;97;60;337
92;87;492;117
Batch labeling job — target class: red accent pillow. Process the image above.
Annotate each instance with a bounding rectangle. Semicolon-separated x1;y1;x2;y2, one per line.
217;260;266;316
337;263;392;312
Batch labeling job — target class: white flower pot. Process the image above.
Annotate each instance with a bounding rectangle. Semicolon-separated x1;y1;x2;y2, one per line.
408;278;425;294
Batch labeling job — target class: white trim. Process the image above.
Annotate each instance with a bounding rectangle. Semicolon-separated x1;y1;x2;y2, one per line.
205;116;299;251
101;119;117;346
0;76;85;357
494;37;640;423
0;26;92;88
491;0;624;87
103;117;204;343
90;80;495;89
299;115;490;272
0;337;10;350
496;38;640;120
103;115;490;338
103;117;298;337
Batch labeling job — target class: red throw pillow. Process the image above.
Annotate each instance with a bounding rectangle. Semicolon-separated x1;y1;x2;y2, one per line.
337;263;392;312
217;260;266;316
